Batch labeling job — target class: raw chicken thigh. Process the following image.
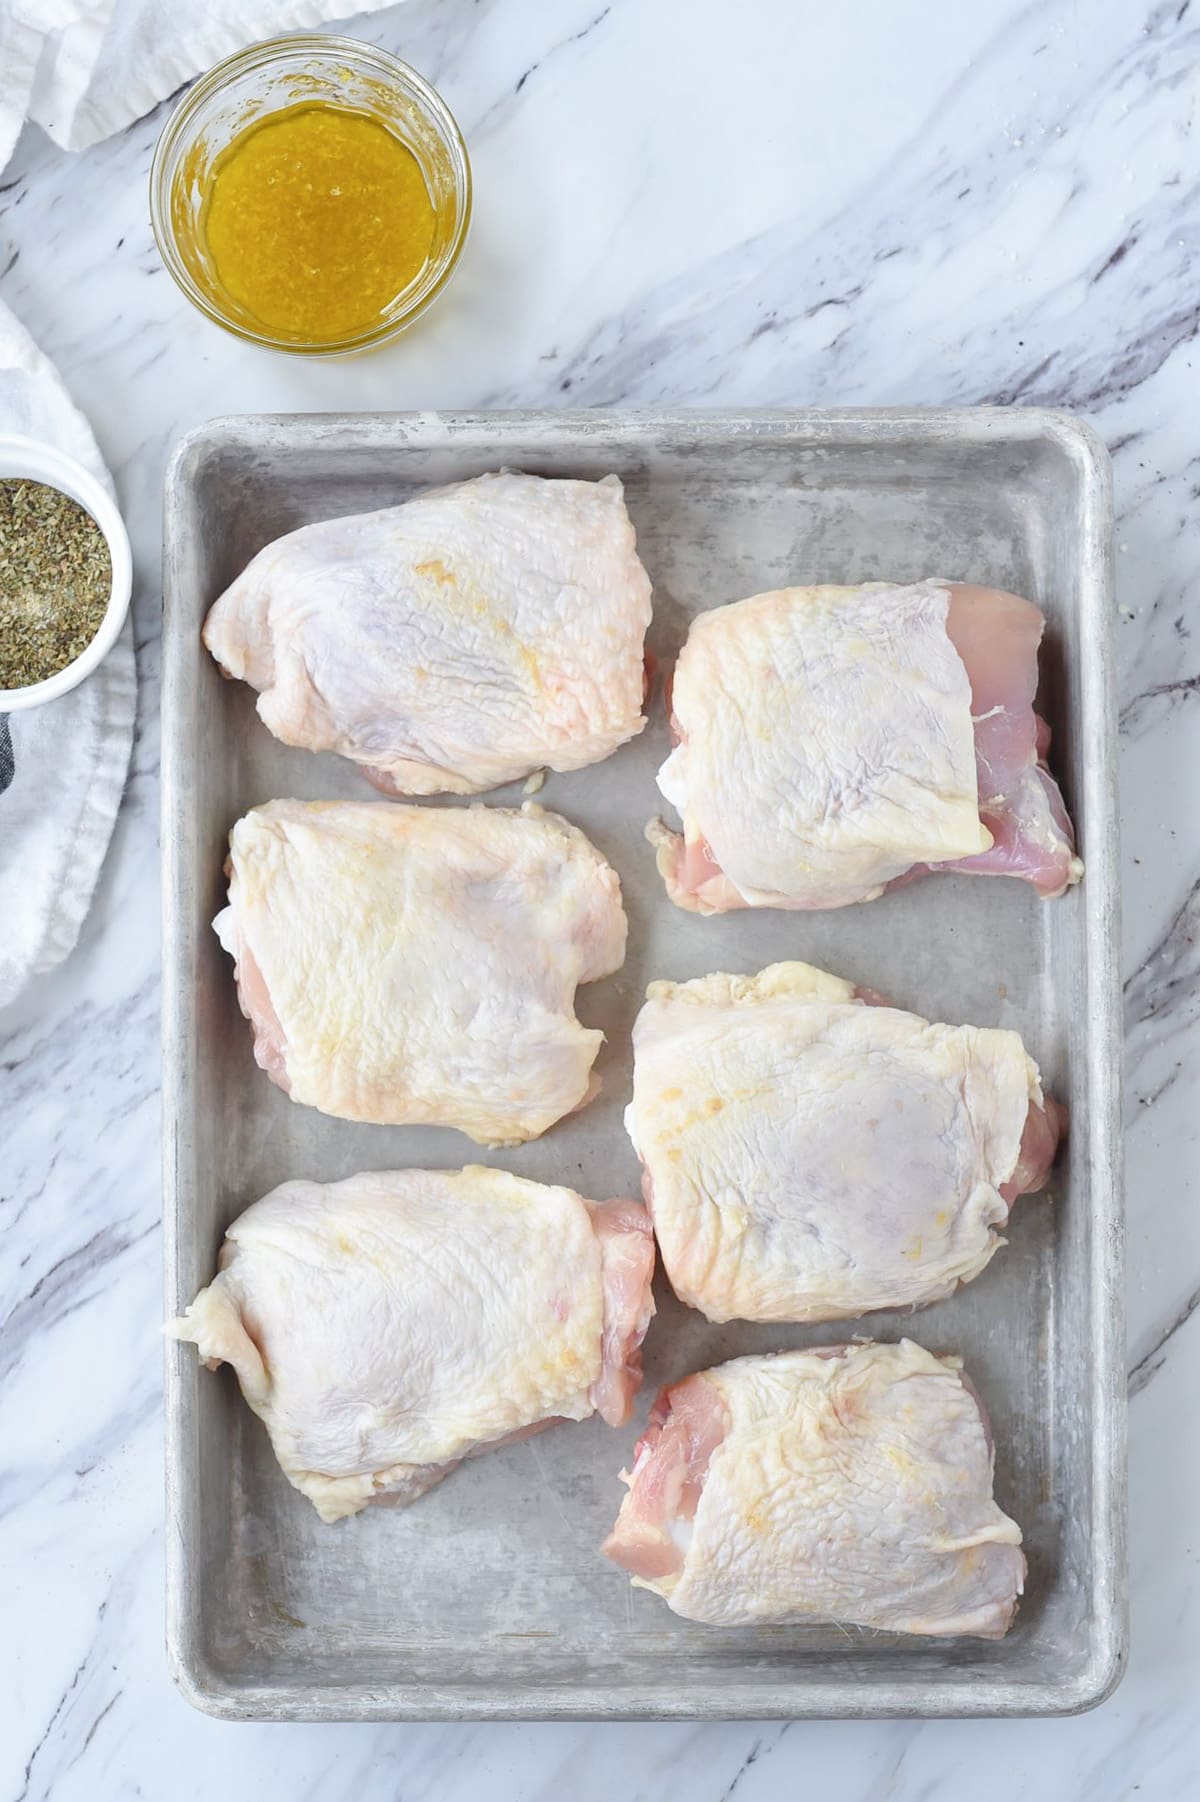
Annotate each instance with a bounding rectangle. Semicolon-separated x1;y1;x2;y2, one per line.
203;471;653;794
216;799;626;1143
603;1340;1025;1638
651;580;1082;911
169;1168;656;1522
626;961;1061;1323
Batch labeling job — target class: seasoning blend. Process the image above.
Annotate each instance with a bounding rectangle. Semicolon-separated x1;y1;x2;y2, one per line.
0;479;113;692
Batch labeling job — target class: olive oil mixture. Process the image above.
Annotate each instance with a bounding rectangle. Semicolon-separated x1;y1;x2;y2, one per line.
202;104;437;340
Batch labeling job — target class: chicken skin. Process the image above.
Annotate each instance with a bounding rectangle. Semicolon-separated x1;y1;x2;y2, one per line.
169;1168;656;1523
603;1341;1025;1638
203;471;653;795
216;799;626;1144
626;961;1061;1323
651;580;1082;911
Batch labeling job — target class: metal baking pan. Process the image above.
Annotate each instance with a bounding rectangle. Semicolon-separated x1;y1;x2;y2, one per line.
162;409;1123;1720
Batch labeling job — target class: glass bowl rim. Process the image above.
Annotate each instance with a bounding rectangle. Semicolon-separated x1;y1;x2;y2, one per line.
148;32;473;357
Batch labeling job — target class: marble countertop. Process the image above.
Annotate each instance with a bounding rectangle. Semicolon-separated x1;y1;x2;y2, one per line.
1;0;1196;1794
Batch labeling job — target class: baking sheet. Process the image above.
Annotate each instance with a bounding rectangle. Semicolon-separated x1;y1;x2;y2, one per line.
162;409;1124;1719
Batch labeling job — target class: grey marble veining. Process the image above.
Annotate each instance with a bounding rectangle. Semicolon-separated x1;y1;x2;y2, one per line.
0;0;1196;1794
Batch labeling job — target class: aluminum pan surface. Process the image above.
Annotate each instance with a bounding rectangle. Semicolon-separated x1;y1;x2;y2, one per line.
161;409;1123;1720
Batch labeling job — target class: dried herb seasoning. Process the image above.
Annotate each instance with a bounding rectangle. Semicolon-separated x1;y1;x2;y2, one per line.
0;478;112;689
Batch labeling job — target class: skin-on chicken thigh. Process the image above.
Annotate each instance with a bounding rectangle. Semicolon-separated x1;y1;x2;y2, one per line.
216;799;626;1143
203;471;653;795
650;580;1082;912
603;1341;1025;1638
169;1168;656;1523
626;961;1062;1323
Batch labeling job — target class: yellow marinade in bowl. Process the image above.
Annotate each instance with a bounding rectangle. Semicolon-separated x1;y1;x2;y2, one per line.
150;35;472;356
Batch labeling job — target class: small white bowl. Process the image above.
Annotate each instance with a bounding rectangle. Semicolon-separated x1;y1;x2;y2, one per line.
0;434;133;711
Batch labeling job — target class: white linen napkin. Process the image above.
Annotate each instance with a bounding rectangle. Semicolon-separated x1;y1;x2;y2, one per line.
0;0;400;171
0;0;405;1004
0;303;136;1006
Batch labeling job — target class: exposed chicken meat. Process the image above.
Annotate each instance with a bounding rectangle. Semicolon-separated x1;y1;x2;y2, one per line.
626;960;1061;1323
599;1373;729;1582
215;799;626;1144
1001;1089;1067;1204
203;471;652;795
168;1167;655;1522
603;1341;1025;1638
591;1200;662;1425
909;585;1082;895
651;580;1082;912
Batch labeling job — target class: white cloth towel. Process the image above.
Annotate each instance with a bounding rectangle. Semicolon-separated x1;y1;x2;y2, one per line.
0;0;399;172
0;0;401;1004
0;304;136;1006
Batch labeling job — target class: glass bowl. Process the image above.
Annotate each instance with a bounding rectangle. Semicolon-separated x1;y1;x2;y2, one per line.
149;35;472;357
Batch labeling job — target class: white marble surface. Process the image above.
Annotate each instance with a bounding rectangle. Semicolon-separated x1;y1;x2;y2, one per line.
0;0;1196;1792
